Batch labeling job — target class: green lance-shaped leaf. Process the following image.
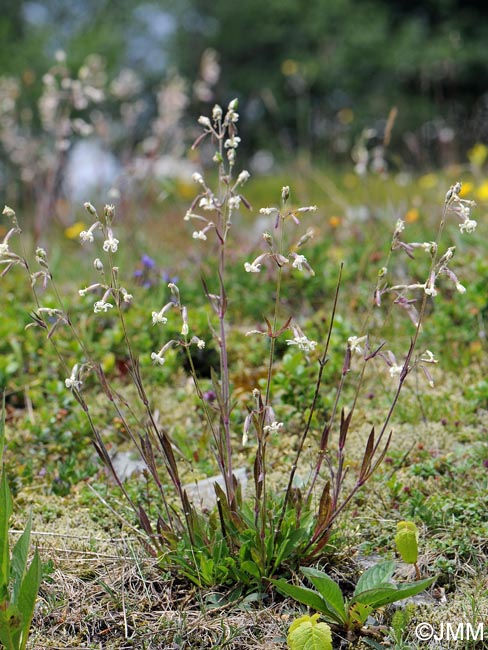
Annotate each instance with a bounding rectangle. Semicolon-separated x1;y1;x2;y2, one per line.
354;560;395;597
300;567;347;623
270;578;343;626
395;521;419;564
15;548;42;650
287;614;332;650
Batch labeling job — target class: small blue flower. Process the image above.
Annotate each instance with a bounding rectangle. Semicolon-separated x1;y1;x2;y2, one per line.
141;254;156;269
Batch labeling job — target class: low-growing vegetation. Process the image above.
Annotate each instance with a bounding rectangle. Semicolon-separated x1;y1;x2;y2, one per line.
0;96;487;649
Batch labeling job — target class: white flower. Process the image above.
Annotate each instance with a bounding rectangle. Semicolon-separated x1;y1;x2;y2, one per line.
0;243;9;256
236;170;250;185
296;205;318;213
79;288;87;296
263;421;284;434
198;115;211;128
244;261;261;273
191;337;205;349
459;218;477;233
94;300;113;313
121;289;133;302
286;336;317;353
224;136;241;149
228;195;241;210
212;104;222;121
394;219;405;234
347;335;368;354
65;364;82;391
424;285;437;297
2;205;15;219
292;254;307;271
259;207;278;216
421;350;438;364
198;197;214;211
192;230;207;241
152;311;168;325
102;233;119;253
84;202;97;215
151;352;165;365
79;230;94;243
455;282;466;294
192;172;204;184
389;363;403;377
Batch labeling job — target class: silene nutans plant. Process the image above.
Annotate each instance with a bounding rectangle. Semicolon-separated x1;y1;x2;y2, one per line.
0;98;478;592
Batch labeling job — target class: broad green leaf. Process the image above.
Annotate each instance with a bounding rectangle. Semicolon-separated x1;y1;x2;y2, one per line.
16;549;42;650
287;614;332;650
354;560;395;596
353;576;436;608
270;579;342;626
395;522;419;564
240;560;261;579
301;567;347;622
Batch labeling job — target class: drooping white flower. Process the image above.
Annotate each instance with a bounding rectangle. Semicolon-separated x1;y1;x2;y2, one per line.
94;300;113;313
263;421;284;434
79;229;95;243
152;311;168;325
199;196;215;210
244;261;261;273
192;172;204;184
459;218;477;233
192;230;207;241
151;351;165;365
455;282;466;294
259;207;278;216
0;243;9;256
292;254;307;271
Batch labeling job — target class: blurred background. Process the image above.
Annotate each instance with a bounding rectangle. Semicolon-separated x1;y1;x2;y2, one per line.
1;0;488;229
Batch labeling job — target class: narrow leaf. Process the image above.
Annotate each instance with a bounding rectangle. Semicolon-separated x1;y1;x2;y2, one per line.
17;549;42;650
